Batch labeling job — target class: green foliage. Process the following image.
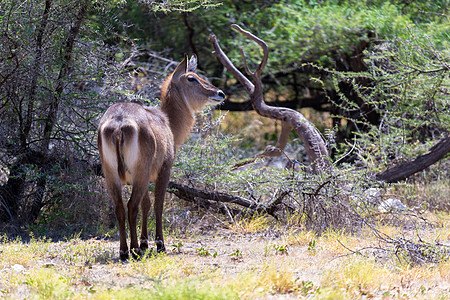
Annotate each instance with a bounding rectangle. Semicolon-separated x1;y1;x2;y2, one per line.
141;0;221;12
236;0;447;75
118;0;447;72
300;280;318;297
229;249;243;258
307;239;317;254
273;244;288;255
173;118;292;204
171;241;183;252
115;0;448;151
329;32;449;167
173;134;238;185
196;247;217;257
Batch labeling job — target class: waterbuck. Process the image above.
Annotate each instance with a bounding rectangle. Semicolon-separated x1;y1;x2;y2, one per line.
98;55;225;260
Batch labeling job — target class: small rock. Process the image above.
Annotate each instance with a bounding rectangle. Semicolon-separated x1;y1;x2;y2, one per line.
364;188;382;204
378;198;407;213
11;264;25;273
43;262;56;268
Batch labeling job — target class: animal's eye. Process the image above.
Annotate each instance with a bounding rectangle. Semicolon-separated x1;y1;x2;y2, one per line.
187;75;197;82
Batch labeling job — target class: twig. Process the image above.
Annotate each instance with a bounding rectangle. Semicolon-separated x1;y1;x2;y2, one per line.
266;190;290;215
222;203;235;223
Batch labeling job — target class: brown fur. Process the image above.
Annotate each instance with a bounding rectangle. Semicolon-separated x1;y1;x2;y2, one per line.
98;55;225;260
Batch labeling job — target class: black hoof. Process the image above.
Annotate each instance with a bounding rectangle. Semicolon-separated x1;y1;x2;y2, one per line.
140;240;149;251
120;250;129;261
156;240;166;253
131;248;143;259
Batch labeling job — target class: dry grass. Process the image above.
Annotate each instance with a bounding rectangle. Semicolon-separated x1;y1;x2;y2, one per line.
228;214;271;234
1;176;449;299
1;215;448;299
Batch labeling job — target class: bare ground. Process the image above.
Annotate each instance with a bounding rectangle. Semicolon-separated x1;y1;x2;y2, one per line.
2;215;449;299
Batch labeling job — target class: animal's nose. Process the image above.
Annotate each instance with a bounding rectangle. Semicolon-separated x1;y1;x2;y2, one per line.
217;90;226;99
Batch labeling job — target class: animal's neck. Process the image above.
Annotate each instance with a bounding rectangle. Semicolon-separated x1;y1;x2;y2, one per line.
160;82;196;148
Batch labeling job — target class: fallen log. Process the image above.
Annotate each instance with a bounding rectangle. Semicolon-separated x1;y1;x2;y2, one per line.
167;181;286;218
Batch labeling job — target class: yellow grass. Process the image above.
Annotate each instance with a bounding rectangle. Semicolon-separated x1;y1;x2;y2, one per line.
0;225;448;299
0;177;448;299
228;214;271;234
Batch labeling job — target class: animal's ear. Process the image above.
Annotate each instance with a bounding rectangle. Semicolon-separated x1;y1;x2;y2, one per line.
188;54;197;73
172;54;188;81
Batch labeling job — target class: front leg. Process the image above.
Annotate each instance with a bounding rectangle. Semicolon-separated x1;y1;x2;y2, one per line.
154;164;171;253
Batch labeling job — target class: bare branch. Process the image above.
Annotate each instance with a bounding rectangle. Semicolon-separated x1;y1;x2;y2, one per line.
209;34;255;94
231;24;269;78
239;48;253;76
168;181;279;218
210;24;330;170
376;133;450;182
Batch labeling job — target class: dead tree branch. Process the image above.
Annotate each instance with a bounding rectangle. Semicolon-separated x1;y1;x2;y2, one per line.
168;181;280;218
209;24;329;170
376;133;450;183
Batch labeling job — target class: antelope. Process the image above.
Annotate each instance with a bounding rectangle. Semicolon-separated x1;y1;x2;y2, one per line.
98;55;225;260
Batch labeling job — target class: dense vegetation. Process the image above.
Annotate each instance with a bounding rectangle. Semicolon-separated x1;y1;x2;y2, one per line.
0;0;447;231
0;1;448;297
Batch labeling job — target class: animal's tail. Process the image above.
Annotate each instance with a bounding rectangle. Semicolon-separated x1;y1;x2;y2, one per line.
113;128;126;182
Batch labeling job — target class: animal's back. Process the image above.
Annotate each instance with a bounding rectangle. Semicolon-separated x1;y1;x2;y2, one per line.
98;102;174;185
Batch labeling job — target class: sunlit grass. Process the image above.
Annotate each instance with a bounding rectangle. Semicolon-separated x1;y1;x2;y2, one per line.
224;265;299;297
0;179;448;300
437;259;450;281
0;235;50;268
321;257;392;297
25;269;74;299
283;230;317;247
0;229;448;299
129;252;192;279
228;214;271;234
390;176;450;211
321;229;370;256
93;278;239;300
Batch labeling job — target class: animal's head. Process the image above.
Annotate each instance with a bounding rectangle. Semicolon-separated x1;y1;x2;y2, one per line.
163;54;225;111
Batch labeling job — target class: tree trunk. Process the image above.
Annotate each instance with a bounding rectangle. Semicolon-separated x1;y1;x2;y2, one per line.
0;1;90;226
41;0;89;152
0;163;25;222
21;0;53;149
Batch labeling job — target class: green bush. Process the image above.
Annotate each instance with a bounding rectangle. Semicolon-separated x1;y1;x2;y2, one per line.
329;32;449;168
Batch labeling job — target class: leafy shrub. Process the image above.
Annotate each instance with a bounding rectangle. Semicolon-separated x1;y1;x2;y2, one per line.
328;32;449;168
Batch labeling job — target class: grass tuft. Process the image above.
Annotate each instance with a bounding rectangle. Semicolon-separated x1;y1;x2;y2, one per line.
25;269;73;299
228;214;271;234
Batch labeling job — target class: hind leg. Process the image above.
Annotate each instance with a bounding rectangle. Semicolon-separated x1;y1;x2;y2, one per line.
139;191;151;252
105;178;128;260
127;184;148;259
